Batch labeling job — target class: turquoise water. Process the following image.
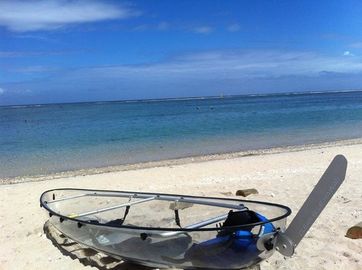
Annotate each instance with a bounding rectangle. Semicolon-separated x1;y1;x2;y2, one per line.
1;91;362;179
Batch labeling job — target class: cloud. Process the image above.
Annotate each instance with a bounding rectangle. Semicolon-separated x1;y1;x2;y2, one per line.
0;49;87;57
227;23;240;32
87;50;362;80
14;34;59;43
132;24;149;32
0;87;5;95
343;51;354;56
321;33;348;41
5;65;60;74
192;26;213;34
0;0;139;32
6;50;362;81
3;49;362;105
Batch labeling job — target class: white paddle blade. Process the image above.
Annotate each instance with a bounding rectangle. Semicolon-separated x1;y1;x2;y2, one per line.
276;155;347;256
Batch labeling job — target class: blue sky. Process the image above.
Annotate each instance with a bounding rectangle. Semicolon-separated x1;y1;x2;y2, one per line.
1;0;362;105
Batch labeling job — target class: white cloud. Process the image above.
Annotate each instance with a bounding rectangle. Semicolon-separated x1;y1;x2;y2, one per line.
0;0;139;32
0;88;5;95
4;49;362;103
67;50;362;81
227;23;240;32
192;26;213;34
343;51;354;56
4;50;362;82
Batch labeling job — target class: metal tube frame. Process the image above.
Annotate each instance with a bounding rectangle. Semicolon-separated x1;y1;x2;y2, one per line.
48;192;245;211
73;196;156;218
159;213;228;237
46;193;89;204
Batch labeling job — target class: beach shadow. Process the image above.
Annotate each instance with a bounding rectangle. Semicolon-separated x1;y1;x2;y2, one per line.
43;221;261;270
43;221;153;270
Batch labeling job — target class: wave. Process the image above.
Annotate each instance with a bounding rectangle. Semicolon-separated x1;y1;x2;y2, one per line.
8;105;28;109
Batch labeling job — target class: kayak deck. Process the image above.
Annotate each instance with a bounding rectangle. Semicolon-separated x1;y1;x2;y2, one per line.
44;190;250;231
41;188;291;269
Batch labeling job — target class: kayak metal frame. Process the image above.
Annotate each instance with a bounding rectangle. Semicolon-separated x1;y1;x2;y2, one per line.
46;193;89;204
40;188;291;232
73;196;157;218
45;192;247;211
159;213;229;237
185;213;228;229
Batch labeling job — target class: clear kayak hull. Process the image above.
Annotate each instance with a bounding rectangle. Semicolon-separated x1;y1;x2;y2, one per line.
41;189;291;269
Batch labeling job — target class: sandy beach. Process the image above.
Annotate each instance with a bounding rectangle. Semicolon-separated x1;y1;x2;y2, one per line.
0;141;361;270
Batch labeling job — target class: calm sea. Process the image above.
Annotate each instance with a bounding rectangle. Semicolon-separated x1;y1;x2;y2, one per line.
1;91;362;179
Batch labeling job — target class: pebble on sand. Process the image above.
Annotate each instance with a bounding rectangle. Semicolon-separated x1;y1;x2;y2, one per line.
235;188;259;197
346;222;362;239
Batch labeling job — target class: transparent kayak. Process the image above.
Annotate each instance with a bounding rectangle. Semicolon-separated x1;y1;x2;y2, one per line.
40;155;347;269
41;189;290;269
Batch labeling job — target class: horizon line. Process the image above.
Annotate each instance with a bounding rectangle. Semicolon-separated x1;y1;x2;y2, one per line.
1;88;362;108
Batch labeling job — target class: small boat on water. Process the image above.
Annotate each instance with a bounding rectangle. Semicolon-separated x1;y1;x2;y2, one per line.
40;155;347;269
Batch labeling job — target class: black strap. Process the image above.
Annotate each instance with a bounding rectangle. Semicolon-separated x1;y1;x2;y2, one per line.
121;205;130;224
174;209;181;227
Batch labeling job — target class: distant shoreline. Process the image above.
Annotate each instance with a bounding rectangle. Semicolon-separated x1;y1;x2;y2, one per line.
1;88;362;108
2;137;362;185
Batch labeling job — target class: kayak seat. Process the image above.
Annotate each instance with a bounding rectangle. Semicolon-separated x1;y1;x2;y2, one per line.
218;210;268;237
223;210;261;230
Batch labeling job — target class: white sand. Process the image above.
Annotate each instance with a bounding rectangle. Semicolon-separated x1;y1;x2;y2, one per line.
0;142;361;270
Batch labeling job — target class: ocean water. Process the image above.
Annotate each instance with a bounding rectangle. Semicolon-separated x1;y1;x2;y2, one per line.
1;91;362;179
